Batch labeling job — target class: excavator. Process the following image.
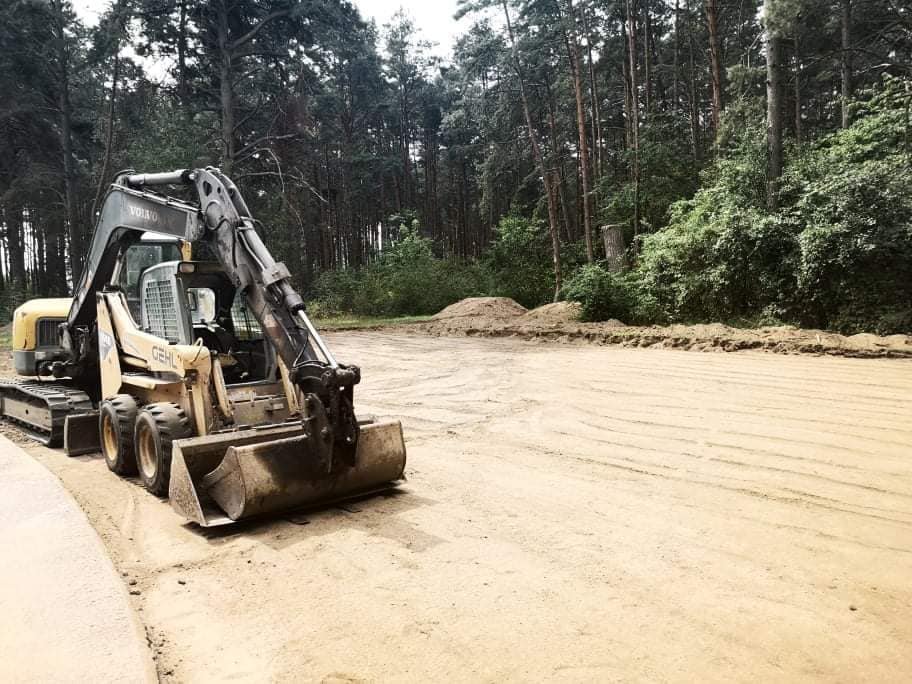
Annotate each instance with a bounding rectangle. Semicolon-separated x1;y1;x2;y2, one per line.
1;168;406;526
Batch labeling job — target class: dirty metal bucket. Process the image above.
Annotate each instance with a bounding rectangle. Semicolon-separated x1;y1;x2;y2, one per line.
169;420;406;527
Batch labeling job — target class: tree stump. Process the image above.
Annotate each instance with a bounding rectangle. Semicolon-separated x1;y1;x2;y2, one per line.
601;225;626;273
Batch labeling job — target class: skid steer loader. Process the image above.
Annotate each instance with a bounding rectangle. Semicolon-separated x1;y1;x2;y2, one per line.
1;168;406;526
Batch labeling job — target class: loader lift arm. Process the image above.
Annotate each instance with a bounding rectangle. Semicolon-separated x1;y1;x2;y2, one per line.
63;167;360;466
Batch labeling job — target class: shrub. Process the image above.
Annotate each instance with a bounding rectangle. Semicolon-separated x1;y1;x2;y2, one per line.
629;78;912;334
311;224;488;317
563;265;626;322
636;190;798;322
782;79;912;333
482;215;554;308
563;264;663;325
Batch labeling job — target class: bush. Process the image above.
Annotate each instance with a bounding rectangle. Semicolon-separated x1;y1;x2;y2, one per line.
636;189;798;322
311;224;488;317
563;265;628;322
563;264;663;325
482;215;554;308
783;79;912;333
627;78;912;334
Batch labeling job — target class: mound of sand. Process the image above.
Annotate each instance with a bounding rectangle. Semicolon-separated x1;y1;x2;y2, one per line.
433;297;527;321
414;310;912;359
406;298;912;358
522;302;582;325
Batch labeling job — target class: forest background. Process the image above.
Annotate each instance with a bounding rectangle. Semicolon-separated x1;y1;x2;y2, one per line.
1;0;910;333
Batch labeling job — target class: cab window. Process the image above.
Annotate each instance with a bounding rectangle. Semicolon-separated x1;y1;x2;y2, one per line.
118;243;182;319
231;293;263;341
187;288;217;324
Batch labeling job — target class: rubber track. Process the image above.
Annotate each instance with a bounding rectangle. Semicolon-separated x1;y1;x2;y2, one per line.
0;379;94;447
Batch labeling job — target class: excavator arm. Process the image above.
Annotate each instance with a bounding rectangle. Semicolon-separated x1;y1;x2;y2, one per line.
63;167;360;467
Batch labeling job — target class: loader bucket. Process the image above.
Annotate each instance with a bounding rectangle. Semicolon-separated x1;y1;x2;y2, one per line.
169;420;406;527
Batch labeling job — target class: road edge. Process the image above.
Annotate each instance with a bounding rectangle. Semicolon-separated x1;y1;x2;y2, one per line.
0;435;157;683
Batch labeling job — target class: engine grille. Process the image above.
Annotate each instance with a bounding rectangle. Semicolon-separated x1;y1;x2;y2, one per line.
142;279;180;342
36;318;64;348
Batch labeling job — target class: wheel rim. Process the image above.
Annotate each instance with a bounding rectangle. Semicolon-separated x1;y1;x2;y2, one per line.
101;413;118;462
136;421;158;481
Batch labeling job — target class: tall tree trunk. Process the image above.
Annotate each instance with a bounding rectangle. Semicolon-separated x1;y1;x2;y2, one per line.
564;0;594;262
704;0;723;134
46;214;67;296
501;0;562;301
841;0;852;128
177;0;189;102
625;0;642;240
673;0;680;110
58;41;82;280
217;9;236;175
5;208;27;295
399;85;413;208
92;52;121;219
622;38;633;150
643;0;653;114
581;9;603;182
177;0;189;104
545;83;575;243
766;33;783;211
687;0;701;161
641;0;655;113
793;35;802;145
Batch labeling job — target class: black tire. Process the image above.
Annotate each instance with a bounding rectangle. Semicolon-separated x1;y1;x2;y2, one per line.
134;402;193;497
99;395;138;476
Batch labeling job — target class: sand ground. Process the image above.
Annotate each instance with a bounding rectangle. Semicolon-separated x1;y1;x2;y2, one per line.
21;331;912;682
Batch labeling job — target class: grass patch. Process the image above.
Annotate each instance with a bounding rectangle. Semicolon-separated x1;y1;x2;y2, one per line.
313;315;433;330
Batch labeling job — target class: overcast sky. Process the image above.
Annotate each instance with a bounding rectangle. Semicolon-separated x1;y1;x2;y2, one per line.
73;0;467;59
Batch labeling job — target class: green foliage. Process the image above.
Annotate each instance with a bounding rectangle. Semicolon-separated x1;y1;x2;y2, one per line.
563;265;663;325
708;97;769;210
782;79;912;333
636;190;798;322
567;79;912;334
563;265;627;322
121;97;217;172
598;114;700;234
312;224;488;316
618;98;795;322
482;215;553;308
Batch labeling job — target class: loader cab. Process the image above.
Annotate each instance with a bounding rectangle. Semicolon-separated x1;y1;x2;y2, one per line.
116;234;184;321
137;260;277;384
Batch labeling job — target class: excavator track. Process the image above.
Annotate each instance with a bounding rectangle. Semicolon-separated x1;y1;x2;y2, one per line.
0;379;93;448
